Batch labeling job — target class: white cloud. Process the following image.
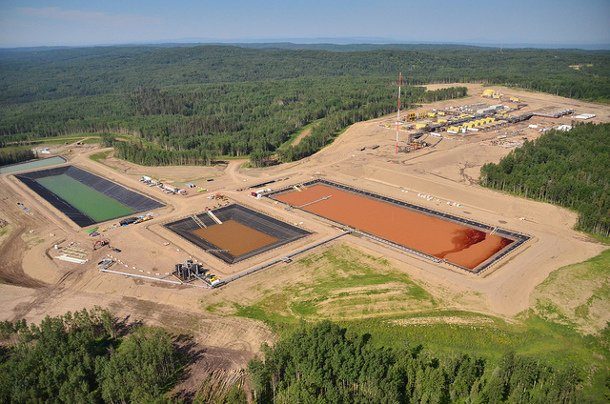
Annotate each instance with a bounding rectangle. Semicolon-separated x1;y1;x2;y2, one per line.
17;6;161;26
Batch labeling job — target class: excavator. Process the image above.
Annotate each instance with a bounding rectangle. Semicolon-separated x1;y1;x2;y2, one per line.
93;238;121;252
93;239;109;250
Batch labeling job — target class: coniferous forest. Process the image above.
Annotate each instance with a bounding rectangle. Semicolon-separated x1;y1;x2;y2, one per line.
1;44;609;166
480;123;610;237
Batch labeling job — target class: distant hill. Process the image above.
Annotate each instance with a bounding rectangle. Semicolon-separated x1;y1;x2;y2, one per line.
1;44;609;105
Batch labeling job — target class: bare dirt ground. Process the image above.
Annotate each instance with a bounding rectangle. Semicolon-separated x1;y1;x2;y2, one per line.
0;83;608;394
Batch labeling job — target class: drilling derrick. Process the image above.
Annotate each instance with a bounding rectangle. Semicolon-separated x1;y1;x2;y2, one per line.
395;72;404;154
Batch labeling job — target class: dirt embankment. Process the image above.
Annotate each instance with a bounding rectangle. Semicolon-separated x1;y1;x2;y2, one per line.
0;197;46;289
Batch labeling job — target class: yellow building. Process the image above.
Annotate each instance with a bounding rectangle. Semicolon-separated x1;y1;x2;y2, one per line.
415;123;428;130
447;126;460;133
437;118;447;124
482;89;496;98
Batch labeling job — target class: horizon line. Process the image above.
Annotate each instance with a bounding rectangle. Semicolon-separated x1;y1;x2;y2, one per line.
1;38;610;51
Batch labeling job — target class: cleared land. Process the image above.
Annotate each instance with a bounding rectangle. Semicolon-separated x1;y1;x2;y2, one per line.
0;83;608;399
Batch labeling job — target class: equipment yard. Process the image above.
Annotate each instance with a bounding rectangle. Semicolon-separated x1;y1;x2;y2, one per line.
1;83;608;374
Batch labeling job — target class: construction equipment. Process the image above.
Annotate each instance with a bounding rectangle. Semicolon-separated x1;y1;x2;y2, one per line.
93;239;110;250
119;217;138;226
174;259;207;283
97;258;116;270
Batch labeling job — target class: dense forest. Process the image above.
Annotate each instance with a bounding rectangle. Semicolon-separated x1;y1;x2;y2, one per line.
1;45;608;104
0;44;608;166
480;123;610;237
0;77;464;165
249;321;581;403
0;308;183;403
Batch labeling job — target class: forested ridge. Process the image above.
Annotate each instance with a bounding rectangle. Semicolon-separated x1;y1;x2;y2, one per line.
0;44;608;166
481;123;610;237
1;45;608;104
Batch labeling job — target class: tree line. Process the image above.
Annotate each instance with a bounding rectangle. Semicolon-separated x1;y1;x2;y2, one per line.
249;321;581;403
0;312;592;402
0;308;183;403
0;146;35;166
420;86;468;102
480;123;610;237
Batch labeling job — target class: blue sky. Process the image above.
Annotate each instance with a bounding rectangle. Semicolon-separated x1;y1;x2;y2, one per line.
0;0;609;48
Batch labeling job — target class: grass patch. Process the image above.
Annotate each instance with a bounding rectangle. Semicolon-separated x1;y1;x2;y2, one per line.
277;119;323;152
234;245;436;332
204;301;228;314
232;244;609;401
0;225;10;238
532;248;610;334
89;150;111;163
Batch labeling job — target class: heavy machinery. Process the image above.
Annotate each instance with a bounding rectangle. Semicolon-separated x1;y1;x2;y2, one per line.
93;239;110;250
93;238;121;252
174;259;207;282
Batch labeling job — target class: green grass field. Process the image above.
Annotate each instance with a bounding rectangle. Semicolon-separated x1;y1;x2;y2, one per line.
89;150;112;163
36;174;134;222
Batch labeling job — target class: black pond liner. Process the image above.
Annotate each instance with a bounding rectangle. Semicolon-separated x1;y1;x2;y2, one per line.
164;204;310;264
16;166;164;227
